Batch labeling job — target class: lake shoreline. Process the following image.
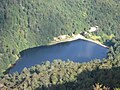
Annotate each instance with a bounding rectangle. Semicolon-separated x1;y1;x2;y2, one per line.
8;34;108;74
49;34;109;48
10;38;108;73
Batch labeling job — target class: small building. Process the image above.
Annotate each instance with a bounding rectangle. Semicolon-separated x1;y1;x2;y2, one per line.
89;26;99;33
53;37;59;41
58;35;68;40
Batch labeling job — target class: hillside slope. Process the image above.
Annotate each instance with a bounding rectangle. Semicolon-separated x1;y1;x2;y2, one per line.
0;37;120;90
0;0;120;74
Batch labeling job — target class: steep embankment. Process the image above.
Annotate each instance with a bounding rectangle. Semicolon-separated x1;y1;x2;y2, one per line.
0;0;119;74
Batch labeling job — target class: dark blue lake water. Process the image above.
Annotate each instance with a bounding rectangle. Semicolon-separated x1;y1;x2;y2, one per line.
9;39;108;73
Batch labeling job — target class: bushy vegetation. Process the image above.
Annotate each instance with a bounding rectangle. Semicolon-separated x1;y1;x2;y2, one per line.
0;0;120;73
0;0;120;90
0;37;119;90
0;0;88;73
0;58;120;89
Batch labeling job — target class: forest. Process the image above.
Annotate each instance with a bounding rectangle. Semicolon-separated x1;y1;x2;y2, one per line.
0;37;120;90
0;0;120;90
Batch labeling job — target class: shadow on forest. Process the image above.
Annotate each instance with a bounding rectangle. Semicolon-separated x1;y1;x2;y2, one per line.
35;66;120;90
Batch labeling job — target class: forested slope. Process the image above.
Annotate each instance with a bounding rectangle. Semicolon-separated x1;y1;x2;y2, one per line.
0;37;120;90
0;38;120;90
0;0;120;80
0;0;120;89
0;0;90;73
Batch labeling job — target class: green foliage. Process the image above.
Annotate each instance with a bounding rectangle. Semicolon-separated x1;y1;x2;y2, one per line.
0;57;120;90
0;0;120;72
0;0;89;72
0;38;120;90
0;0;120;90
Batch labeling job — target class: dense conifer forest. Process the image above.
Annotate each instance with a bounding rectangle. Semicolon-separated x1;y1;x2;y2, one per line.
0;0;120;90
